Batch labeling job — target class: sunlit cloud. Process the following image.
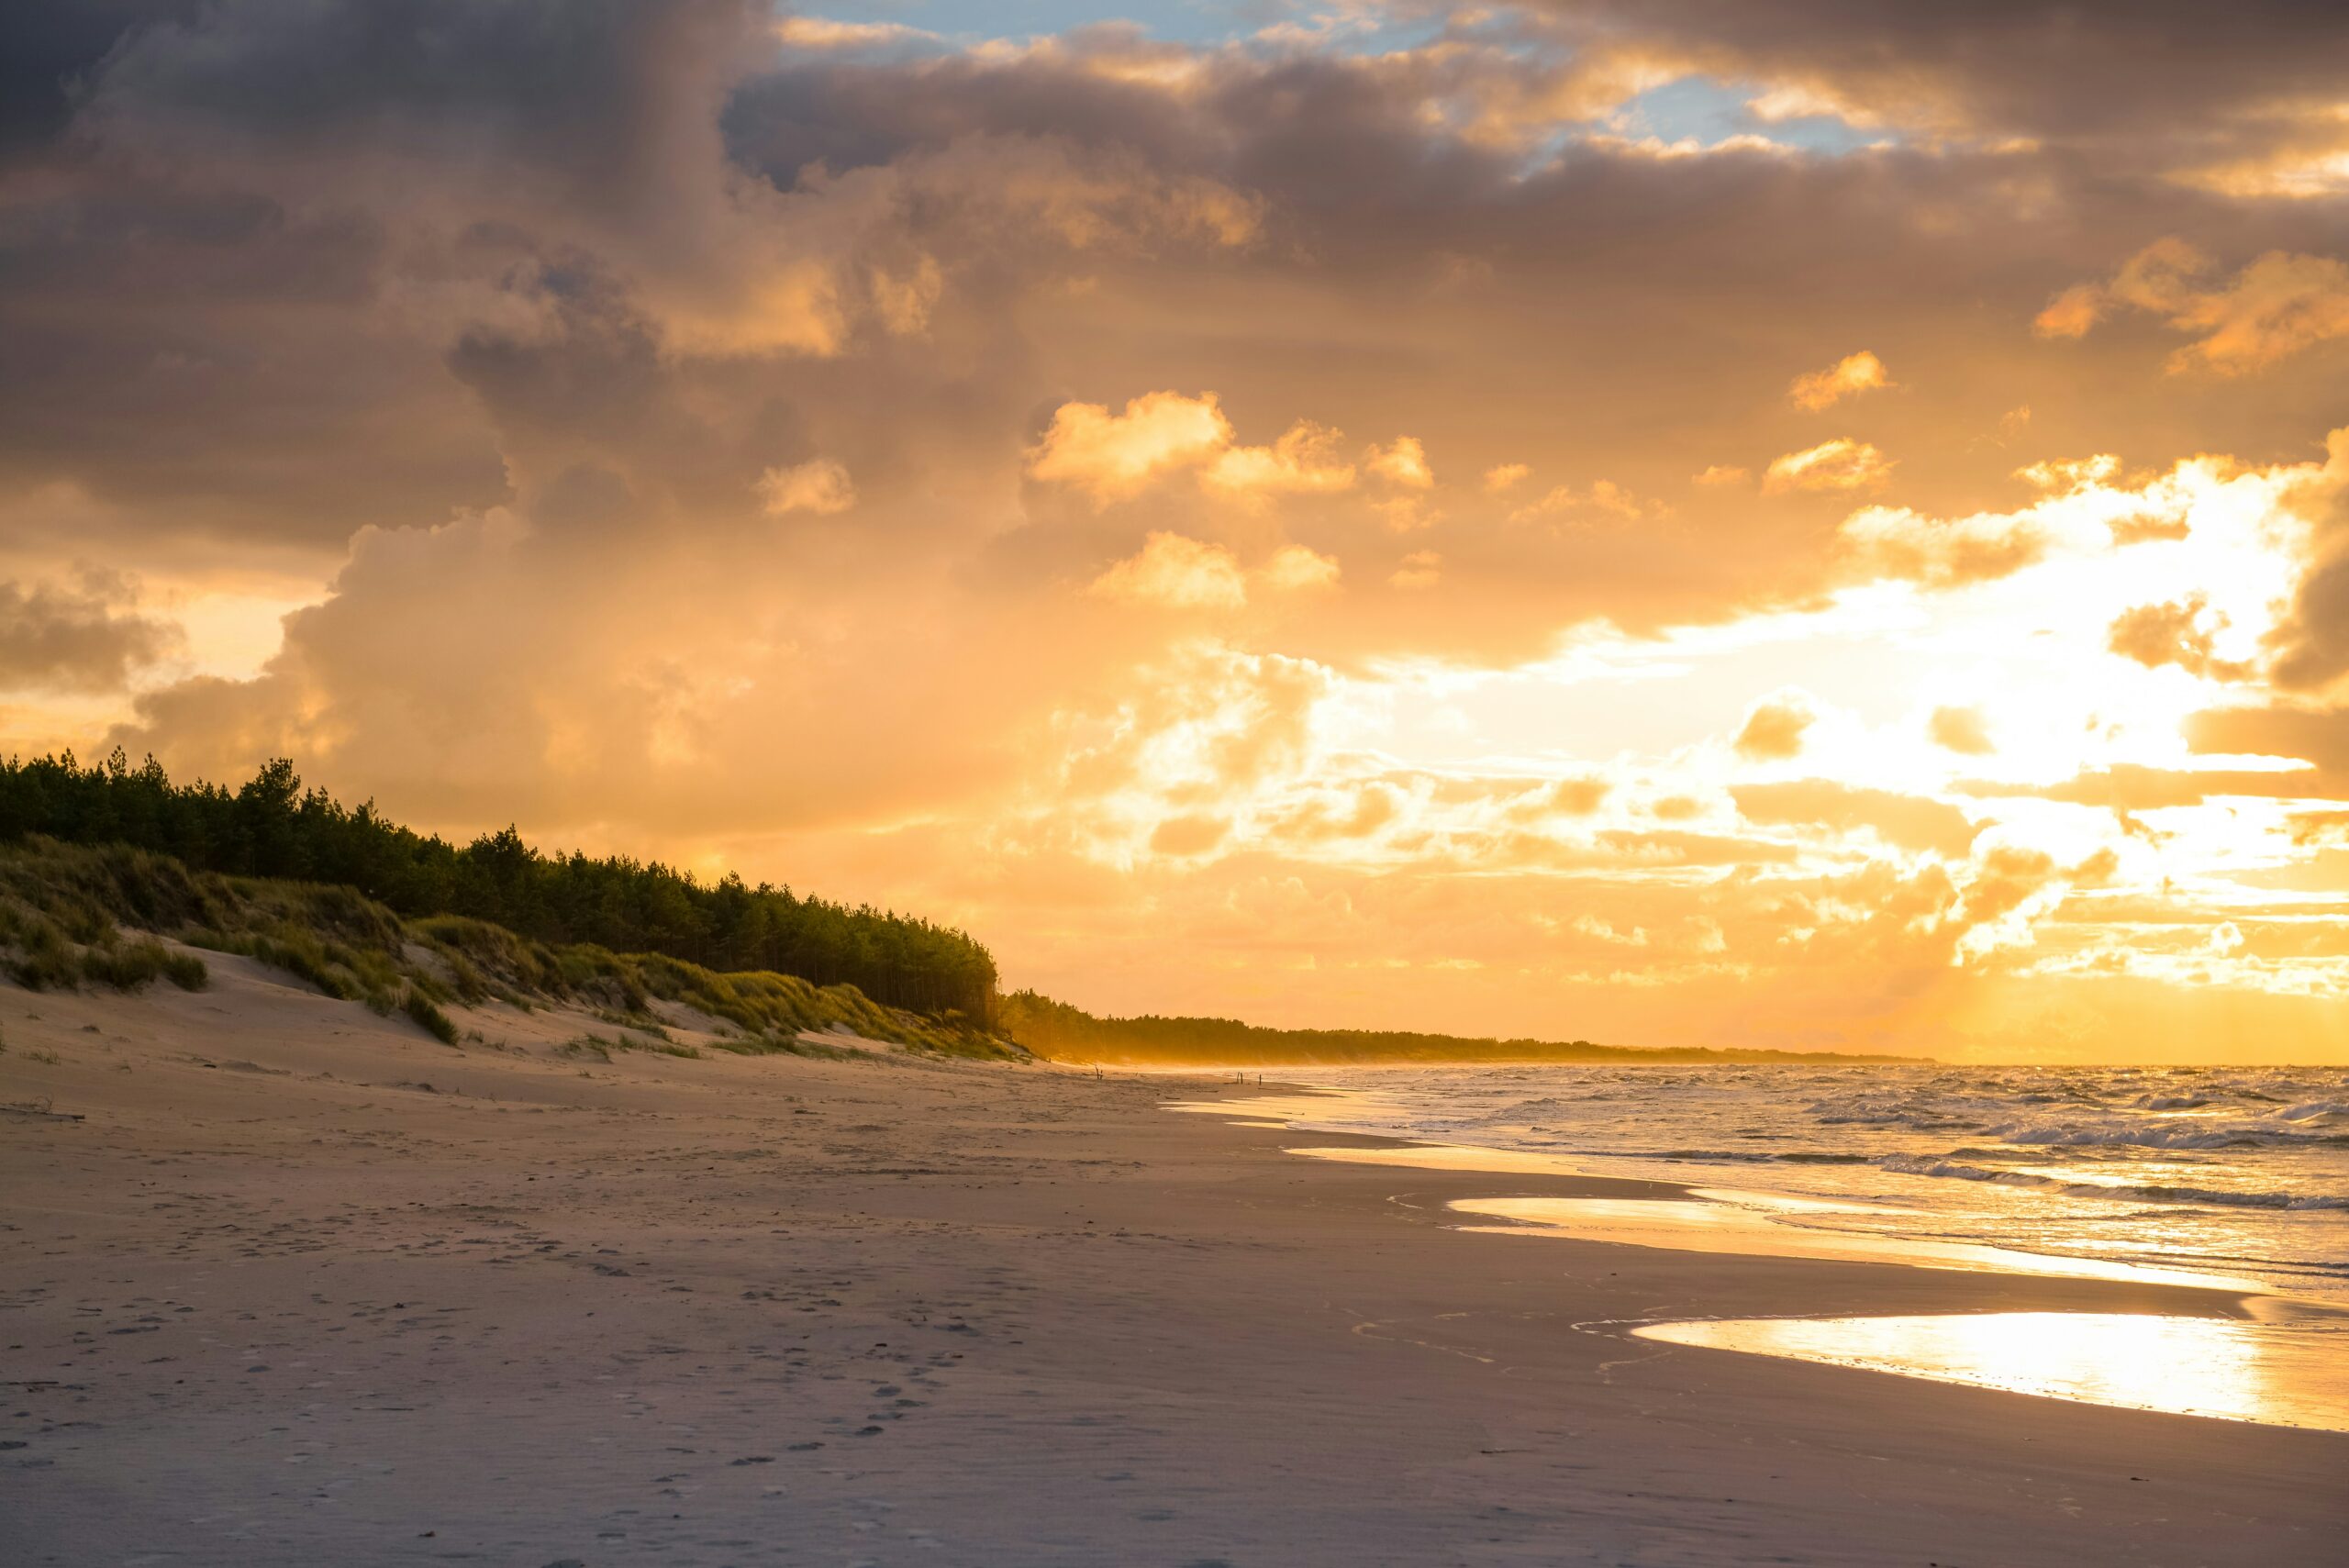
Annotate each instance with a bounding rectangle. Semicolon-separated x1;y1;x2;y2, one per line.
1028;392;1235;502
1087;532;1251;610
1787;350;1892;412
1365;436;1435;489
2038;239;2349;374
1765;438;1895;494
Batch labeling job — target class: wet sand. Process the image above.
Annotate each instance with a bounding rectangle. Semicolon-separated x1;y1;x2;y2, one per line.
2;953;2343;1566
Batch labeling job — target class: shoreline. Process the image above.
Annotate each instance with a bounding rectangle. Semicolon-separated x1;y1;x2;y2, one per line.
3;962;2345;1564
1174;1095;2349;1432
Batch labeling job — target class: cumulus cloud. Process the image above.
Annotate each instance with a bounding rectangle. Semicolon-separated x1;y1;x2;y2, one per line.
2107;596;2250;680
1733;692;1815;760
1787;350;1891;412
1087;532;1250;610
2038;239;2349;374
1027;393;1237;503
1204;422;1357;499
1763;438;1894;494
0;571;182;695
1364;437;1434;489
1256;544;1341;594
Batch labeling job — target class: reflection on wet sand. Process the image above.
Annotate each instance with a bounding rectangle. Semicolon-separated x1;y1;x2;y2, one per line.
1449;1193;2266;1293
1631;1312;2349;1433
1203;1110;2349;1432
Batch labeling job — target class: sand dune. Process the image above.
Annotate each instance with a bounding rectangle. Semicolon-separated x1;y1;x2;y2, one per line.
2;955;2343;1565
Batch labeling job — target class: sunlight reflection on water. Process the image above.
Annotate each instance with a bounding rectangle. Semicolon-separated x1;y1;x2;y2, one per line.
1631;1312;2349;1432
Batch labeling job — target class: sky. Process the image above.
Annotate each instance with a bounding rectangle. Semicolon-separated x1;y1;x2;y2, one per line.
7;2;2349;1062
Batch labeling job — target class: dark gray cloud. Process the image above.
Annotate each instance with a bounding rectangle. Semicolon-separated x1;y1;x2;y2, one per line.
1533;0;2349;149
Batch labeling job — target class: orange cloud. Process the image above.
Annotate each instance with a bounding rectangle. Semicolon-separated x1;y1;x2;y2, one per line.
1365;436;1434;489
2038;239;2349;374
1204;421;1357;498
1787;350;1891;411
1028;392;1234;502
1733;693;1815;760
1764;438;1894;494
1929;706;1995;755
1256;544;1342;594
1087;532;1248;609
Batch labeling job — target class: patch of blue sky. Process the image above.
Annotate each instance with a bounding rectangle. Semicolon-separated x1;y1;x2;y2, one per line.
1614;75;1882;155
769;0;1447;54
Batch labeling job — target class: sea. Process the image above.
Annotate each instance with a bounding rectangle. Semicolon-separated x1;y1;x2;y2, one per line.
1218;1062;2349;1309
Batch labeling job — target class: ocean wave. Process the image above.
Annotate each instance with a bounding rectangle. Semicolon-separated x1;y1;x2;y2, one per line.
1648;1147;1876;1165
1984;1118;2349;1151
1874;1153;2349;1211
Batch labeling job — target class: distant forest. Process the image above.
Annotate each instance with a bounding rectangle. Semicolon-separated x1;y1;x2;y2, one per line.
998;991;1909;1066
0;751;997;1019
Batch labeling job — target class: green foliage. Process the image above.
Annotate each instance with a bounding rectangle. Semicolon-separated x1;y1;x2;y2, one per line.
0;750;997;1018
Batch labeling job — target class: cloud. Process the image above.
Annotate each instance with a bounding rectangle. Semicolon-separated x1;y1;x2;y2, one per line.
1691;464;1749;487
1733;692;1815;760
1027;393;1235;503
1734;779;1979;858
756;458;855;515
1086;532;1250;610
2106;596;2249;680
1365;436;1434;489
1928;706;1994;755
2039;239;2349;374
1149;813;1230;857
774;17;939;52
1508;480;1670;525
1787;350;1891;412
1388;551;1442;589
1256;544;1341;594
1483;462;1530;493
0;571;182;695
1763;438;1894;494
1204;422;1357;499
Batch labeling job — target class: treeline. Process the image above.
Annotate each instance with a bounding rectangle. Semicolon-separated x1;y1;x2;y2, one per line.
0;751;996;1019
998;991;1910;1065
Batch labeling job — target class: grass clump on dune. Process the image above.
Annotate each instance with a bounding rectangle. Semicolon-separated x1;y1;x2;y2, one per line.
0;885;208;995
401;986;461;1045
0;835;1026;1060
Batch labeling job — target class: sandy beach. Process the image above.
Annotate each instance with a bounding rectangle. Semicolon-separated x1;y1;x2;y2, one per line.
4;955;2343;1567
